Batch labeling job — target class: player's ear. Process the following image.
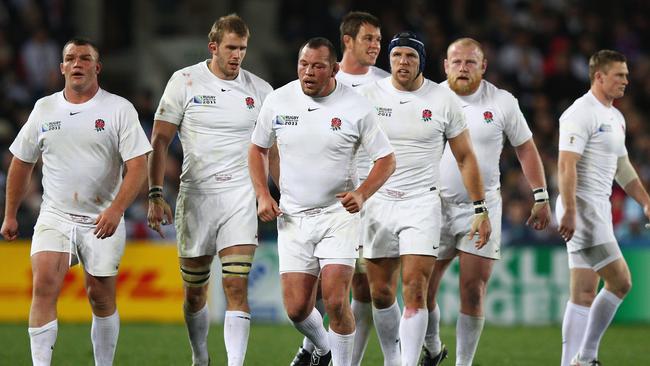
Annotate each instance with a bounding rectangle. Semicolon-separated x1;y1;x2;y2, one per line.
208;42;218;54
332;62;340;77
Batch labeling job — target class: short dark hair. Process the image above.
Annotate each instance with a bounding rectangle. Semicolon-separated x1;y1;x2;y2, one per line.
62;37;100;61
299;37;338;65
339;11;380;52
589;50;627;83
208;13;249;43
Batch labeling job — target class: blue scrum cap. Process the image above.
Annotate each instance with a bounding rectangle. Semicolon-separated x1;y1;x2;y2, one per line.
388;31;426;74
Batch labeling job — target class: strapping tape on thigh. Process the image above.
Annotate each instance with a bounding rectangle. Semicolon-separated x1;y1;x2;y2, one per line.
180;264;211;287
221;254;253;278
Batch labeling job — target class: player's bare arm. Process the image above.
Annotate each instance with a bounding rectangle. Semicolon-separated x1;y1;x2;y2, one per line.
248;143;281;221
514;138;551;230
1;157;36;241
615;155;650;224
557;150;581;241
146;120;177;237
337;152;395;213
448;129;491;247
94;154;148;239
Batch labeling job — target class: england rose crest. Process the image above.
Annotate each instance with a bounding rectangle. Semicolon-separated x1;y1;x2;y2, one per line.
245;97;255;109
331;117;342;131
422;109;432;122
483;111;494;123
95;119;105;132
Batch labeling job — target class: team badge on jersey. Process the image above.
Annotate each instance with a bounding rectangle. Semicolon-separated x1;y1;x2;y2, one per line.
245;97;255;109
95;119;105;132
330;117;342;131
41;121;61;132
483;111;494;124
422;109;432;122
274;115;299;126
192;95;217;104
376;107;392;117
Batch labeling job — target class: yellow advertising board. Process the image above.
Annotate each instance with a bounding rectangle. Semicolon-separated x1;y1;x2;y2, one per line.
0;241;184;322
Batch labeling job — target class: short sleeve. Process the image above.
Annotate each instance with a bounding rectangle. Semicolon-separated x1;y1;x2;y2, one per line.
251;96;277;148
9;106;42;163
117;104;153;161
154;71;188;125
502;94;533;147
558;110;591;155
444;94;467;139
358;111;393;161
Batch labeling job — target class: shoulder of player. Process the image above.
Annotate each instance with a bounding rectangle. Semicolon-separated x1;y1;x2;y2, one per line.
238;68;273;93
559;94;597;124
370;66;390;78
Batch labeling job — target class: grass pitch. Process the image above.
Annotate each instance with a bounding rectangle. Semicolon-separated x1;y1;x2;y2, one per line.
0;323;648;365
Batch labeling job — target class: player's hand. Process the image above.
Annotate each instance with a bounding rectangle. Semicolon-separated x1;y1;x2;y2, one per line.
526;201;551;230
336;191;364;213
558;210;576;242
147;196;173;238
94;206;123;239
468;212;491;249
258;194;281;222
1;217;19;241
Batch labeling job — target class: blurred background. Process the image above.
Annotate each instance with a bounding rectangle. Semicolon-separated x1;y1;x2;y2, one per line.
1;0;650;327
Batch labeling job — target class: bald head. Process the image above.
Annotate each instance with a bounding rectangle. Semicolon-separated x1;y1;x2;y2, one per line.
446;38;485;60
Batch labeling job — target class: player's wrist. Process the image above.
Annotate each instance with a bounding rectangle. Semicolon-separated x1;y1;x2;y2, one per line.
533;187;550;203
473;199;488;215
148;186;164;201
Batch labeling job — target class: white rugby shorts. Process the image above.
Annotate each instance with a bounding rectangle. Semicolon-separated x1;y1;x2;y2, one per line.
175;185;258;258
555;195;617;252
277;206;359;276
437;190;502;260
31;209;126;276
568;241;623;270
362;190;441;259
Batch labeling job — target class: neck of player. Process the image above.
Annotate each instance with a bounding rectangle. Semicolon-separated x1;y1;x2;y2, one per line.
64;83;99;104
339;53;370;75
590;85;615;107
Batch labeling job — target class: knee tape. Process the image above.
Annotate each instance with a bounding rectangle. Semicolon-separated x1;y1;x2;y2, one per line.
221;254;253;278
180;264;211;287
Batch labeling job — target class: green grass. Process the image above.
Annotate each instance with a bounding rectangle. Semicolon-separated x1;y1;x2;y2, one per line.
0;323;648;365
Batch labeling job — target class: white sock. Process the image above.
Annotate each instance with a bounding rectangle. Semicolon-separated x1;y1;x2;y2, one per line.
399;308;428;366
293;308;330;355
351;299;372;366
224;311;250;366
301;298;326;353
423;304;442;355
578;289;622;361
329;329;355;366
561;301;590;366
184;304;210;366
28;319;58;366
455;313;485;366
91;311;120;366
372;302;401;366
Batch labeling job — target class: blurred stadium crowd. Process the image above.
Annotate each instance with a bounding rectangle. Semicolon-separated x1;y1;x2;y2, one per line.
1;0;649;246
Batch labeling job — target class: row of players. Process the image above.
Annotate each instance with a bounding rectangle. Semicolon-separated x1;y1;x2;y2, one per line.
2;10;647;366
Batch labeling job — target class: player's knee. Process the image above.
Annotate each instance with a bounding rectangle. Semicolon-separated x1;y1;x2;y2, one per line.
323;296;347;321
608;277;632;298
87;291;114;314
369;284;395;308
221;254;253;280
180;263;211;289
461;281;487;310
285;302;311;323
222;278;248;305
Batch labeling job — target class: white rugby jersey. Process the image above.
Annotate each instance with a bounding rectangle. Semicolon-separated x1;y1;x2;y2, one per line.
155;61;273;191
558;91;627;199
10;88;152;218
251;80;393;214
336;66;390;181
439;80;533;203
357;77;467;199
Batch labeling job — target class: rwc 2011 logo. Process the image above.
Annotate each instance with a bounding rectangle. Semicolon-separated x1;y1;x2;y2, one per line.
245;97;255;109
95;119;105;132
331;117;342;131
483;111;494;124
422;109;432;122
